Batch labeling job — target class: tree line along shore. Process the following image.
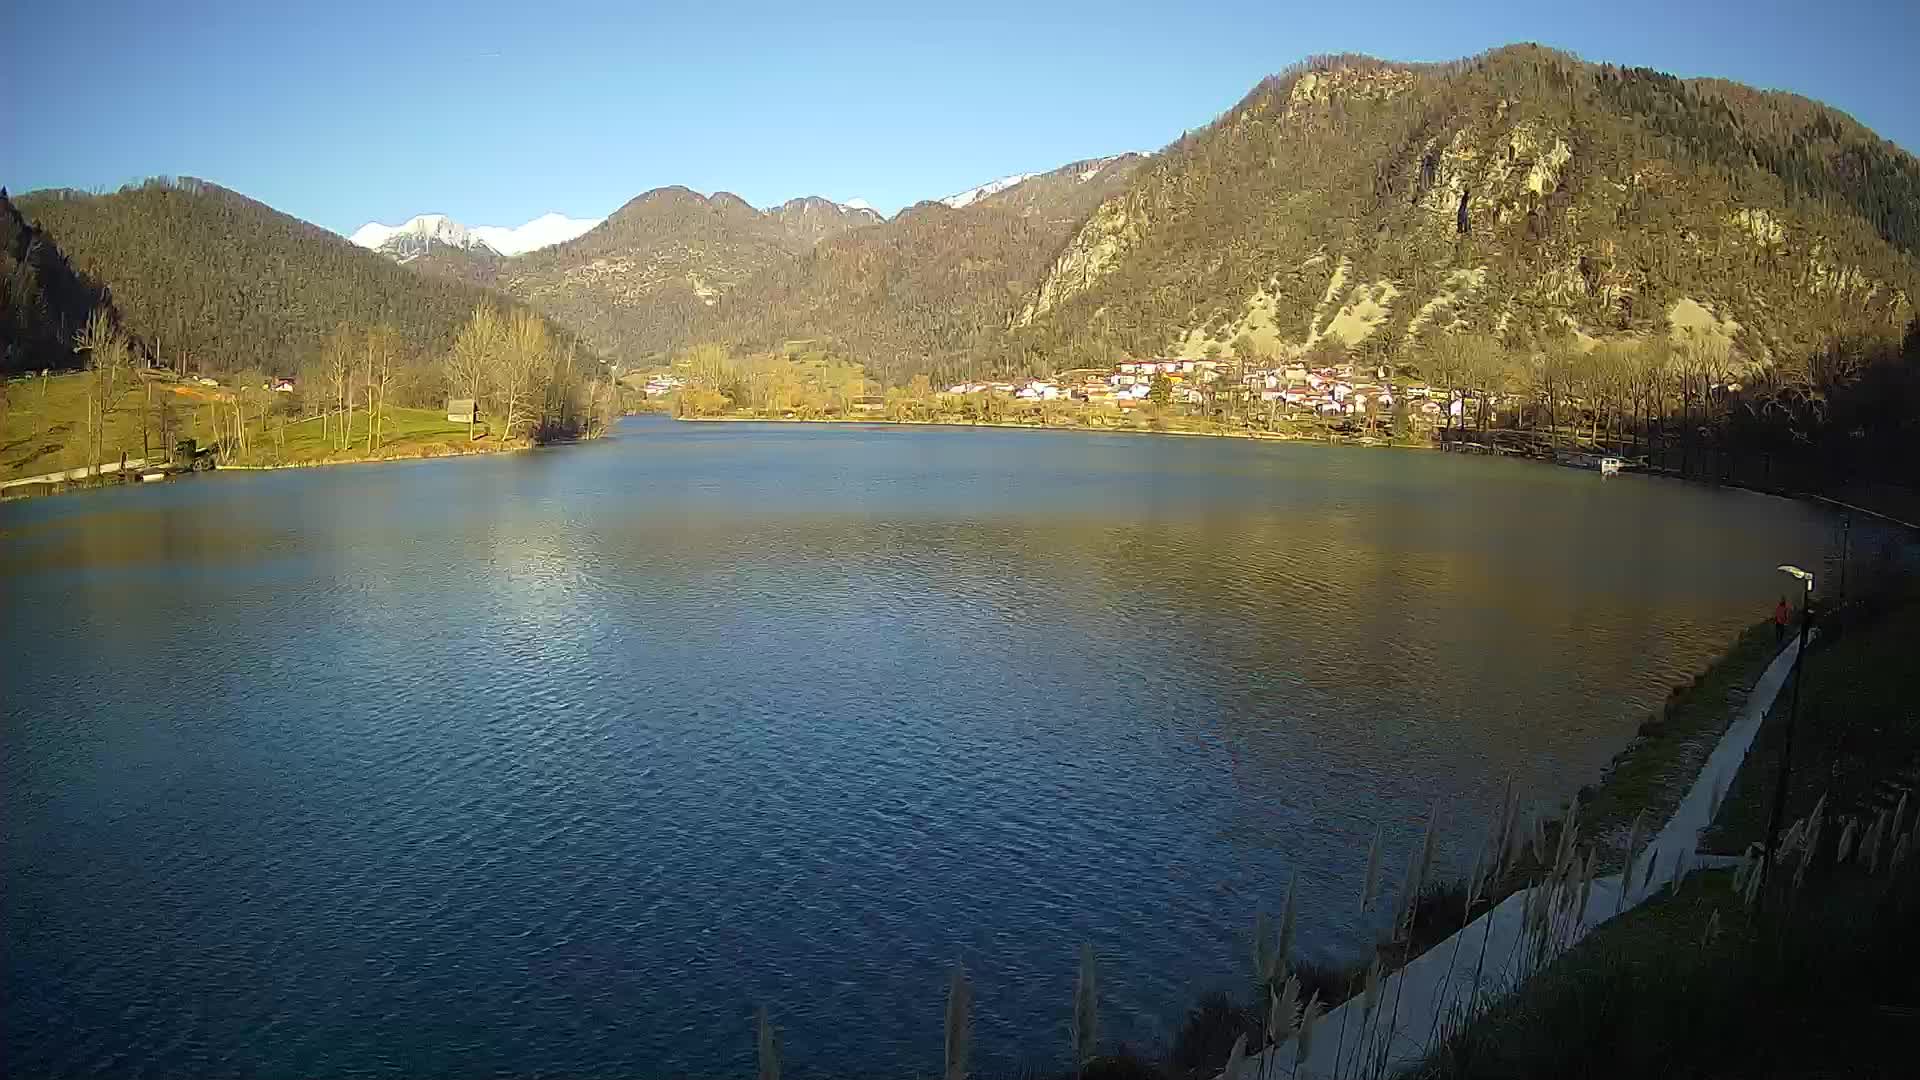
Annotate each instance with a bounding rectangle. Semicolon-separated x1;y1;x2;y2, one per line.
1;305;623;495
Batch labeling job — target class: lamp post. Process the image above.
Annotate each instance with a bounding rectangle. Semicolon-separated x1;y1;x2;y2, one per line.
1758;564;1815;902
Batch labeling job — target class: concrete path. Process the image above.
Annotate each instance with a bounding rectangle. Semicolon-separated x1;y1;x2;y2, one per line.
1235;633;1807;1079
1;457;152;491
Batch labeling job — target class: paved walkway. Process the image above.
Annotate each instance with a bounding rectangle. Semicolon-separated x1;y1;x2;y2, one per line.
1;457;152;491
1235;633;1807;1079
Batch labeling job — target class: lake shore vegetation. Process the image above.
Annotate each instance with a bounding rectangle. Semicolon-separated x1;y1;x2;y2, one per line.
3;305;620;494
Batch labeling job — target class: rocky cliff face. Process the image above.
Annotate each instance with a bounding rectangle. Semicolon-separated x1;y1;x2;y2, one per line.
1013;48;1917;376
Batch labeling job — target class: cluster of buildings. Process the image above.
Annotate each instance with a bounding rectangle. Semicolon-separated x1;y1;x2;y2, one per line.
639;373;685;398
958;358;1455;419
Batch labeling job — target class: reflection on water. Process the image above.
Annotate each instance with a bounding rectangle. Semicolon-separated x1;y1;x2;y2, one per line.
1;418;1839;1077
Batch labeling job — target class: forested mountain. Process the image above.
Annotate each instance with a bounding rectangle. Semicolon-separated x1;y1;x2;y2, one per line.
569;46;1905;401
687;155;1145;386
406;242;510;291
9;178;580;377
14;44;1915;418
767;196;885;245
2;188;111;373
1009;47;1918;378
494;188;881;360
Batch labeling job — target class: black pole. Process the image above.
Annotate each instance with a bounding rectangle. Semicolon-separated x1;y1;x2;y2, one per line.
1839;515;1850;607
1759;586;1813;905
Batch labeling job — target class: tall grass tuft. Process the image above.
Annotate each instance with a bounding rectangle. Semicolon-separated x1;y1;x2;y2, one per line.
1836;817;1859;863
1618;811;1648;913
1890;829;1911;875
756;1006;781;1080
1506;803;1532;876
1492;775;1519;877
1222;1032;1249;1080
1417;800;1443;899
1739;846;1764;909
1268;973;1300;1045
944;964;972;1080
1276;874;1298;973
1361;823;1385;913
1070;943;1098;1074
1295;993;1323;1071
1252;910;1275;986
1466;838;1488;910
1552;799;1580;873
1361;956;1383;1019
1861;812;1887;873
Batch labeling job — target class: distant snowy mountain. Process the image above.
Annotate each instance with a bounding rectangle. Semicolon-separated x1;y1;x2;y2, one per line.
348;214;486;261
941;172;1038;209
469;213;602;255
348;211;602;260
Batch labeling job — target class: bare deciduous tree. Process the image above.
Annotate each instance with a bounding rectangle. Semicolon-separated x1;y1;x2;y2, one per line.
495;311;549;442
446;306;503;441
73;307;129;476
324;323;355;451
364;325;400;454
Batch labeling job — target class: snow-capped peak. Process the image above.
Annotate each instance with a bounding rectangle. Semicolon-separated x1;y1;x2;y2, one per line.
941;171;1037;210
469;213;602;255
348;211;602;259
843;198;874;211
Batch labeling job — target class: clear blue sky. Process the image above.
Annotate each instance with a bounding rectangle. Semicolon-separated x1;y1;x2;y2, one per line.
5;0;1916;236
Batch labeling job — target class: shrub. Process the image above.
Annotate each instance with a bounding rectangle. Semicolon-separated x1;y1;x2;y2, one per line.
1169;992;1257;1073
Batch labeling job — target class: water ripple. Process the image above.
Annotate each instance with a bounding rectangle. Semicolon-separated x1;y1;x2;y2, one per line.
2;420;1840;1078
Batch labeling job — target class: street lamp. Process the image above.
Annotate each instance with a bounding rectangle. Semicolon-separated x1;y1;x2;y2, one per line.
1759;564;1815;903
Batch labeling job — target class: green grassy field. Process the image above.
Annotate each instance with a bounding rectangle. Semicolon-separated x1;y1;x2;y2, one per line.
1419;863;1915;1079
3;371;512;485
1704;601;1920;854
2;370;181;481
230;401;497;469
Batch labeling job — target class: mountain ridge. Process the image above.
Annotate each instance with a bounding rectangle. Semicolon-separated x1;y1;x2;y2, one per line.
1007;46;1917;381
8;177;590;377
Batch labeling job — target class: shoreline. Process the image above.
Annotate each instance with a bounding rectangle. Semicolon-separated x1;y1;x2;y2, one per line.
673;412;1431;449
211;440;531;472
1244;634;1809;1080
1;432;610;498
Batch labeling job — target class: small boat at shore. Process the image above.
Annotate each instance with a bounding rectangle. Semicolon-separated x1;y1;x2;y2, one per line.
1554;450;1633;475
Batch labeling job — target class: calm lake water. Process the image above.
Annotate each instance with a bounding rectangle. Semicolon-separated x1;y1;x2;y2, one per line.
1;418;1839;1077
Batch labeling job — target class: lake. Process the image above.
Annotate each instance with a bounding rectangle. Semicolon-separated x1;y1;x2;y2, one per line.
0;418;1839;1077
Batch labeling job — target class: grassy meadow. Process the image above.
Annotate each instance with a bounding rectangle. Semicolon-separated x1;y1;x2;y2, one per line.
3;369;513;487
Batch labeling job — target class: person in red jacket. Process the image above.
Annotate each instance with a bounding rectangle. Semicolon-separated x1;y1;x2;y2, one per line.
1775;596;1791;645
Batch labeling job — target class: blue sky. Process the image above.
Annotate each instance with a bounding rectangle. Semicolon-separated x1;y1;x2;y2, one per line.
5;0;1916;236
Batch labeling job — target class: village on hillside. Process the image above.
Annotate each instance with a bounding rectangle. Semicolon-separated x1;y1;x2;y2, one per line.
637;353;1458;425
945;357;1450;421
